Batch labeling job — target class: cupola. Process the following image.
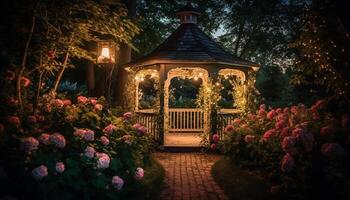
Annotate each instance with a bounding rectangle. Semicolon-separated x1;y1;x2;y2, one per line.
176;2;201;24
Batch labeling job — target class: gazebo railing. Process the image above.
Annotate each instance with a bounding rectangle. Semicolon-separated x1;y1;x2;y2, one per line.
216;109;241;137
136;110;159;141
168;108;205;133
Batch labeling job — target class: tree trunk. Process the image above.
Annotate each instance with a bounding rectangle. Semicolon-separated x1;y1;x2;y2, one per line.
114;0;136;105
16;15;36;113
87;61;95;96
52;49;69;93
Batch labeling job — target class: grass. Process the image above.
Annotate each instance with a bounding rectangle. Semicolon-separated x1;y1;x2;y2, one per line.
211;157;270;200
129;157;165;200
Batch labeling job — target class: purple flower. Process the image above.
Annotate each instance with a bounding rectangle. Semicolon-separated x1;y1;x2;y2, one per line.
212;134;219;143
56;162;65;173
32;165;48;180
21;137;39;153
103;124;116;135
84;146;95;158
134;167;144;180
38;133;50;145
123;112;132;121
83;129;95;141
96;153;110;169
100;136;109;145
49;133;66;148
112;176;124;190
133;123;147;136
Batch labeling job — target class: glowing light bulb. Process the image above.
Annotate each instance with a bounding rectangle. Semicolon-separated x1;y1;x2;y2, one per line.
101;47;110;59
194;76;198;80
140;77;144;81
199;72;203;76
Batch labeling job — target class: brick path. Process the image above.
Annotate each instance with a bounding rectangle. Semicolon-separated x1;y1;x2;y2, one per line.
154;152;229;200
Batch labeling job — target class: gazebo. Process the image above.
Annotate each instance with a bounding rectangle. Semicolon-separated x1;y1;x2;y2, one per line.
123;2;259;147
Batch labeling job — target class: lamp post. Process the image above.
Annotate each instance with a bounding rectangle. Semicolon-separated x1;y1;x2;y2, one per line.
97;41;117;104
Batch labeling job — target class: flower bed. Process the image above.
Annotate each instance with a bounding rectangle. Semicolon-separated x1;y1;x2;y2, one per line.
216;100;350;199
0;94;156;199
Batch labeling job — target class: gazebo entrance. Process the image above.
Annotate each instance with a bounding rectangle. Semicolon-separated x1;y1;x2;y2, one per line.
123;2;259;147
163;67;209;146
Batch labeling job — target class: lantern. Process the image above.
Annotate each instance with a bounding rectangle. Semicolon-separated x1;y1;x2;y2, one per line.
97;41;116;64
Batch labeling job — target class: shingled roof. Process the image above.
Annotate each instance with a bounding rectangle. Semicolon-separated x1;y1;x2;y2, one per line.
125;4;259;68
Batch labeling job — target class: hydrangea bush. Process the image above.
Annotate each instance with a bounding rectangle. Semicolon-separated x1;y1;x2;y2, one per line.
217;100;350;199
0;93;153;199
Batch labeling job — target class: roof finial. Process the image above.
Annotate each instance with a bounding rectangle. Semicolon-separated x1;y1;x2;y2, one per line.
176;2;201;24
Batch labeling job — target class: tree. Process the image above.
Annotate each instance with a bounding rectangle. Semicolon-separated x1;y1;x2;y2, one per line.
217;0;304;68
1;0;139;112
290;0;350;101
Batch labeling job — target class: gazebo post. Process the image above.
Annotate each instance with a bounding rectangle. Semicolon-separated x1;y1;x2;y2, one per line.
158;64;166;145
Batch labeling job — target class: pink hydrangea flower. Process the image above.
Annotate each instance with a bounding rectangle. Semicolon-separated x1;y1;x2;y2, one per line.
134;167;144;180
212;134;219;143
38;133;50;145
32;165;48;180
100;136;110;145
96;153;110;169
281;136;296;152
7;116;20;126
56;162;65;173
21;137;39;153
244;135;255;143
233;118;241;125
77;95;88;104
320;126;335;136
74;129;86;138
267;110;277;120
292;128;304;139
84;146;95;158
63;99;72;106
263;129;276;142
276;108;283;114
341;114;350;128
123;112;132;121
258;109;267;117
210;143;217;150
259;104;266;110
103;124;116;135
133;123;147;136
90;98;97;105
225;124;234;132
49;133;66;148
321;143;344;157
275;120;286;130
281;153;295;173
54;99;64;108
94;104;103;111
112;176;124;190
20;76;31;87
83;129;95;141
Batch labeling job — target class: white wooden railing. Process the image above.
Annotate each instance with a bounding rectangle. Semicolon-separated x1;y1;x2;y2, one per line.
168;108;205;133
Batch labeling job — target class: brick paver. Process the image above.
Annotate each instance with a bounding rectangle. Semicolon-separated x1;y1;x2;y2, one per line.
154;152;229;200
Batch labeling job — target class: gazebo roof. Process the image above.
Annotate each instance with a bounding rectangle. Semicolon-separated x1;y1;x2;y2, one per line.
125;4;259;68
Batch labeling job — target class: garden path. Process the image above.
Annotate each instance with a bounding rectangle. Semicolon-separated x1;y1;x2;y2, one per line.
154;152;228;200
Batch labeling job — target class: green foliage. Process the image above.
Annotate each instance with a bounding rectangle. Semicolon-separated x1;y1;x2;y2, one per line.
218;101;350;199
290;0;350;100
0;95;156;199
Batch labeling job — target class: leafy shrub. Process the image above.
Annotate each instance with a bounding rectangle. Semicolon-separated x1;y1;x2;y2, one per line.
0;94;154;199
218;100;350;199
